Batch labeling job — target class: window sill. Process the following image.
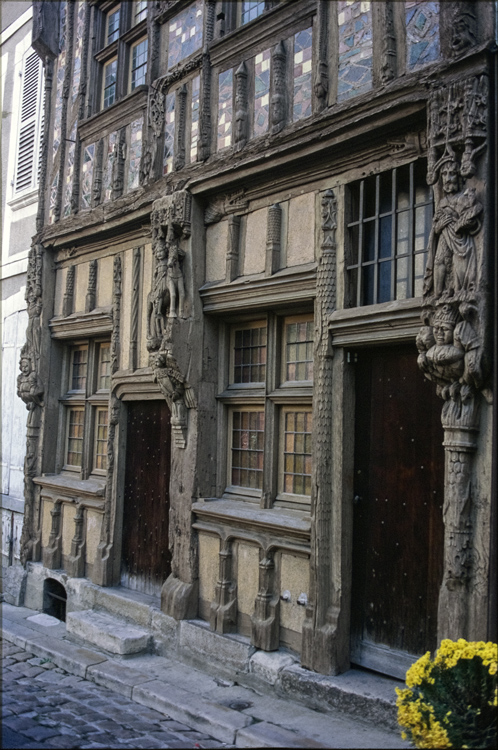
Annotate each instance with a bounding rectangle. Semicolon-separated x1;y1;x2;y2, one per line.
7;189;38;210
33;473;105;506
329;297;423;347
192;498;311;546
50;308;113;339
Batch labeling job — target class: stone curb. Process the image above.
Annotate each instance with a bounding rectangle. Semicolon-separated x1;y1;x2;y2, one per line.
235;721;328;748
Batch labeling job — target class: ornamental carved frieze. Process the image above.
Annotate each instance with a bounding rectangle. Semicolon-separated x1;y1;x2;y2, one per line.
417;75;489;634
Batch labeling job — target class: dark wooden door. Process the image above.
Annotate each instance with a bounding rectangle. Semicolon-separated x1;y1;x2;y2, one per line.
351;345;444;678
121;400;172;597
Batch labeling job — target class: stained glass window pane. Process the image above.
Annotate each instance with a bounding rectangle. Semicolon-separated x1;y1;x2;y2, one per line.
285;320;313;382
293;28;312;122
337;1;373;102
406;1;440;70
254;49;270;136
217;69;233;151
127;118;143;191
163;92;176;175
81;143;95;210
190;75;200;162
168;0;203;69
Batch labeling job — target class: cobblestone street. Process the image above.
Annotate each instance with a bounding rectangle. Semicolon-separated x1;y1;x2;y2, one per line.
1;639;230;750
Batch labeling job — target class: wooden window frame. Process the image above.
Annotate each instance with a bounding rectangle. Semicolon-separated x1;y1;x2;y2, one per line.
60;340;110;478
345;159;433;308
220;311;313;508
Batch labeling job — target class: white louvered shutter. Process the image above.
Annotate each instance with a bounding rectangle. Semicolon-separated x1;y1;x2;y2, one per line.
14;50;44;193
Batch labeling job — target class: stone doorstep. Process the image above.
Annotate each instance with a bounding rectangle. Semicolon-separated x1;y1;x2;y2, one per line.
66;610;151;655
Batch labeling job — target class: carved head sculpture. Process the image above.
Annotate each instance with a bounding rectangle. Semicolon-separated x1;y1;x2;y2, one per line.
451;10;476;54
440;158;460;194
433;304;459;346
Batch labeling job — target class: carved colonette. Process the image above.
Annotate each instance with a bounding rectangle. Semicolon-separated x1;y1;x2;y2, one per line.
416;74;490;641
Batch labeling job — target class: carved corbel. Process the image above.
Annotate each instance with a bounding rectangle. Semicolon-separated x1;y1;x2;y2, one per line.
66;502;86;578
204;189;248;225
265;203;282;275
234;61;249;151
152;347;196;449
271;41;287;135
251;548;280;651
210;538;237;634
62;265;75;317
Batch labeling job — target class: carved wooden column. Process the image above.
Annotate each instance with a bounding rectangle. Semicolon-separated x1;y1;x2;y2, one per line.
85;259;97;313
198;0;215;161
265;204;281;275
210;538;237;633
314;0;329;112
417;74;490;642
62;265;75;317
302;189;345;674
234;61;248;151
174;83;187;170
36;59;53;233
271;41;287;135
129;248;141;371
226;215;241;282
251;548;280;650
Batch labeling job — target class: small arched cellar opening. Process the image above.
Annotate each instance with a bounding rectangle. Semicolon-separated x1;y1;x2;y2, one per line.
43;578;67;622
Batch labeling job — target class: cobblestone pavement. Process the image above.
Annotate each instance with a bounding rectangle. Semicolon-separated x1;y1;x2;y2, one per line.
1;639;231;750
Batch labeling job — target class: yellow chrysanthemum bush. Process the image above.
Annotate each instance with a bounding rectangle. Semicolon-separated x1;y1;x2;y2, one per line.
395;639;497;748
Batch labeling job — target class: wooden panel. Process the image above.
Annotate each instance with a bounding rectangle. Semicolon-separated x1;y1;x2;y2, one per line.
351;345;444;676
121;400;171;596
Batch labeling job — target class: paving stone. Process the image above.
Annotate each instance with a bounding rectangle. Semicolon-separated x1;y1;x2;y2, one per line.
160;719;192;731
2;715;39;732
48;737;83;749
16;664;46;678
2;657;17;667
23;726;63;741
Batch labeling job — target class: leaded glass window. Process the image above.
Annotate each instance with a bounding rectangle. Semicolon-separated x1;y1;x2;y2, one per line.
131;38;148;90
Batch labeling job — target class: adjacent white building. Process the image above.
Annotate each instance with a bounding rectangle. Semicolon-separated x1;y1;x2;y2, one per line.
1;2;42;575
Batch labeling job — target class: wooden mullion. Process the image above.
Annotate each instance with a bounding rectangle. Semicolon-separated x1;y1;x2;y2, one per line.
408;161;415;297
373;174;380;304
357;180;364;308
391;167;397;301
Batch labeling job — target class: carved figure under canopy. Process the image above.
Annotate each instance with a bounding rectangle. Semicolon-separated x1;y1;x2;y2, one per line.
423;155;482;301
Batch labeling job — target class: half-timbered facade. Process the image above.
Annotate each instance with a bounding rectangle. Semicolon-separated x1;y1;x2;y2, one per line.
19;0;496;682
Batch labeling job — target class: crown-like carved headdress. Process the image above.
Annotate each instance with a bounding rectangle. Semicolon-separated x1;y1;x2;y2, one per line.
434;303;460;327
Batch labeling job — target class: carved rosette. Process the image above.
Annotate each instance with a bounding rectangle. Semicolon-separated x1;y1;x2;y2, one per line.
417;75;489;639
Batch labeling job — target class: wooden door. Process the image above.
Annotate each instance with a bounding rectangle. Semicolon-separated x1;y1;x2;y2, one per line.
351;345;444;679
121;400;172;596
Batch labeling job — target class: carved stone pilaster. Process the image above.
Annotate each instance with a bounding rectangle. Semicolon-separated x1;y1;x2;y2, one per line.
92;139;104;206
265;203;282;275
234;61;248;151
314;0;329;112
129;248;141;371
210;539;237;634
111;255;122;374
66;503;86;578
85;259;97;313
92;394;119;586
43;501;62;570
251;549;280;651
302;189;340;674
174;84;187;171
417;74;490;643
62;265;75;317
36;58;53;232
271;41;287;135
226;215;241;282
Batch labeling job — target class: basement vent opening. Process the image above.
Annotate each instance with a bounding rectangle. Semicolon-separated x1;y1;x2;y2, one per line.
43;578;67;622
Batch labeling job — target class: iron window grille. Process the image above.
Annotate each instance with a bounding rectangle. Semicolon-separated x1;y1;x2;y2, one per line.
345;160;433;307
